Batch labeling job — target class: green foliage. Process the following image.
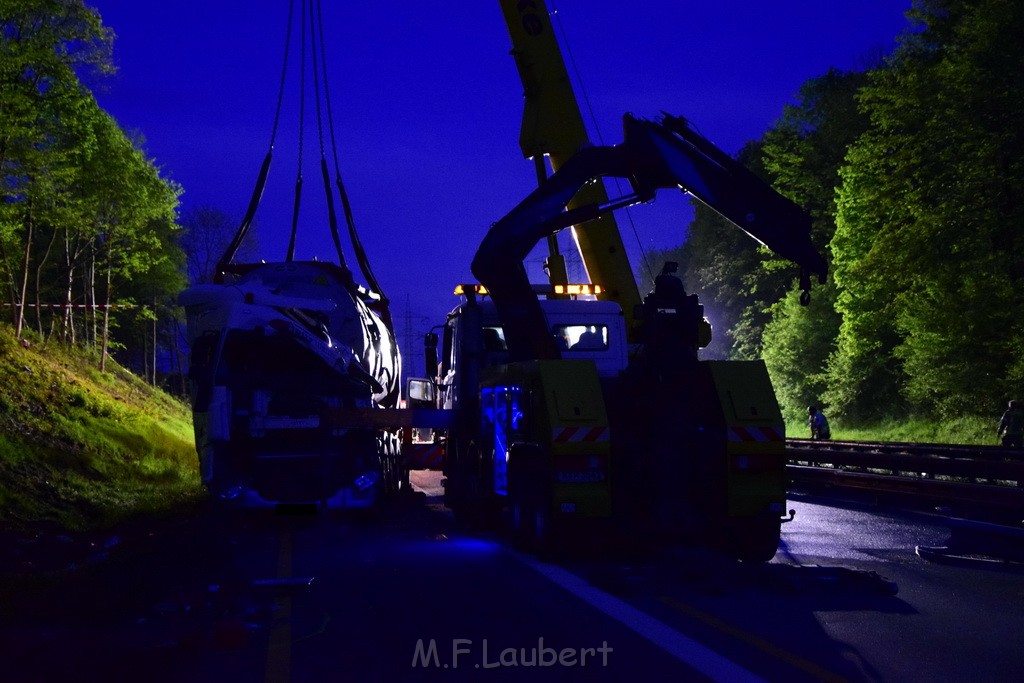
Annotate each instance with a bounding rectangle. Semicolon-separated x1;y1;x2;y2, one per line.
678;68;870;368
674;1;1022;431
0;0;113;288
1;0;186;379
762;285;840;425
751;69;868;423
822;413;996;447
828;0;1024;420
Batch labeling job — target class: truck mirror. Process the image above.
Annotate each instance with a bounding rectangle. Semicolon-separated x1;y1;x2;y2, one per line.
424;332;439;375
406;377;435;405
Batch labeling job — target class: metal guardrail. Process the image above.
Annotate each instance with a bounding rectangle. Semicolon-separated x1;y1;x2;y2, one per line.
785;439;1024;522
788;438;1024;462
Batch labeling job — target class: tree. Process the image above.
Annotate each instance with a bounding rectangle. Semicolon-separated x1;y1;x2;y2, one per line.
828;0;1024;419
85;114;181;371
0;0;113;336
757;68;871;421
1;1;189;380
178;205;257;285
761;287;839;425
114;209;187;383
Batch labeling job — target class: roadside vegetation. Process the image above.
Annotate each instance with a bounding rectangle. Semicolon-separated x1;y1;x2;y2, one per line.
0;323;201;535
645;0;1023;441
802;415;994;446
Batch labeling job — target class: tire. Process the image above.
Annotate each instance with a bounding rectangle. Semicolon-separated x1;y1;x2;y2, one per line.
507;497;533;549
447;441;499;529
726;516;781;563
531;502;552;555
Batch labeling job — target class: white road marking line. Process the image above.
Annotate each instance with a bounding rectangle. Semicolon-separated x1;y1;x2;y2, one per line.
514;552;765;682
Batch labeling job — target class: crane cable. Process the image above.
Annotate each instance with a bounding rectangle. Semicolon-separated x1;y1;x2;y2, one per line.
306;0;348;270
550;2;655;284
218;0;389;318
285;0;308;262
313;0;389;309
215;0;296;275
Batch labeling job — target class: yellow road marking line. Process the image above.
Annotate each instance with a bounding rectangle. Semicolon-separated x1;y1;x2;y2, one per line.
265;526;294;683
659;596;848;683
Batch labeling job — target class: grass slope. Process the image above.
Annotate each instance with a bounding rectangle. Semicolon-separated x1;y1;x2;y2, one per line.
0;324;202;534
785;413;997;444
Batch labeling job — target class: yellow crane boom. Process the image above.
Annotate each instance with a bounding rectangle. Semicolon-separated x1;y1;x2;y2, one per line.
499;0;642;334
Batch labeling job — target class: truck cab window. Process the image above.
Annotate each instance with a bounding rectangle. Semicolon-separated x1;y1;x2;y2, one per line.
482;326;507;352
552;324;608;351
441;323;455;376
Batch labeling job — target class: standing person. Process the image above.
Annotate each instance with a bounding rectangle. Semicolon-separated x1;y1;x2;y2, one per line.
997;400;1023;448
808;405;831;440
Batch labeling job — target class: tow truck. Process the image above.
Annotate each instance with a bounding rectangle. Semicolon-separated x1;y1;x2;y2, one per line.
407;0;826;560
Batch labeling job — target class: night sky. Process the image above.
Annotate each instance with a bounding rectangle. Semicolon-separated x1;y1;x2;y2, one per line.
86;1;912;375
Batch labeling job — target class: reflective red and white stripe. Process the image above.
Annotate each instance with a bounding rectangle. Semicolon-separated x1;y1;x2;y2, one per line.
407;443;445;469
727;426;784;442
552;426;610;443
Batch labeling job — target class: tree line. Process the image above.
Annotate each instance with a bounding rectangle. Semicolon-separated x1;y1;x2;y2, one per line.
652;0;1023;427
1;1;246;388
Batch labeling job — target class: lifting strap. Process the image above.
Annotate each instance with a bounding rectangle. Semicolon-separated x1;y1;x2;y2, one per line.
308;0;348;270
285;0;307;263
216;0;296;276
217;0;390;323
312;0;392;326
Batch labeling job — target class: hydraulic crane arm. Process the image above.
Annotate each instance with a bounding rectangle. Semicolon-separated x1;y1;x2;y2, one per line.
471;113;828;362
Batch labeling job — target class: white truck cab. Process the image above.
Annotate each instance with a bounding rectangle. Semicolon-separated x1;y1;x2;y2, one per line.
437;297;628;411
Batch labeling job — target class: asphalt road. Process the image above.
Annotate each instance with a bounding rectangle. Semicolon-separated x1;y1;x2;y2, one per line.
2;473;1022;682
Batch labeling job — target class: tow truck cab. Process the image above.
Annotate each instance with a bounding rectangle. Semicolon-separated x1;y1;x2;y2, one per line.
436;297;628;411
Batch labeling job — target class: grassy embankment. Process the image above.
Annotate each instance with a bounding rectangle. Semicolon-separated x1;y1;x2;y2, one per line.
786;414;996;445
0;323;203;535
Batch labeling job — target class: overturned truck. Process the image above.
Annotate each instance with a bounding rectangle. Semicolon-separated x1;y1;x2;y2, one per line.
178;1;412;509
181;261;402;508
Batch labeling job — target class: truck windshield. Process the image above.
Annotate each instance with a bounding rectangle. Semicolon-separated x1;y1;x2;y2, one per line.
552;324;608;351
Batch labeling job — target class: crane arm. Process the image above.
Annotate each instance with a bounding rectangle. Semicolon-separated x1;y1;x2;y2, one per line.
471;113;827;362
499;0;641;326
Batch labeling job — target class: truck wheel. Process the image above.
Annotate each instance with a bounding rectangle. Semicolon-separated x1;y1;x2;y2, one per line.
507;497;533;548
451;472;495;529
727;516;781;562
531;504;551;554
386;432;403;496
378;438;393;496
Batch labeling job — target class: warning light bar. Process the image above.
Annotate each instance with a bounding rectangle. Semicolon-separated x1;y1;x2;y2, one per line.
454;283;603;297
454;284;489;296
552;284;603;296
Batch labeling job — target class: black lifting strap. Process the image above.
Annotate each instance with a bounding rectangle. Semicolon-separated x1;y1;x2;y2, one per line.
286;0;309;263
308;0;347;270
216;0;296;277
312;0;389;316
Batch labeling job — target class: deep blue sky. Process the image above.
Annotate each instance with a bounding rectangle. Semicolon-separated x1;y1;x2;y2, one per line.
87;1;912;373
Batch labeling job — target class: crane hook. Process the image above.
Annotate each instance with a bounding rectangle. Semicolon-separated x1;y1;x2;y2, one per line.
799;268;812;306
